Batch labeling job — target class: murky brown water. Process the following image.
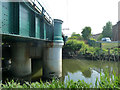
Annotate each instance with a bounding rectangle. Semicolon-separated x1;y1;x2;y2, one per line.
2;58;119;86
62;59;119;85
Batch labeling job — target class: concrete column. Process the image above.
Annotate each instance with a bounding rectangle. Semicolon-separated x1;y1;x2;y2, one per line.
43;42;64;78
11;43;31;77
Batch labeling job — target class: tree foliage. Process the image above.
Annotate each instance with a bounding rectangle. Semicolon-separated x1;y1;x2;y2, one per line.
97;34;103;41
81;27;92;40
102;21;112;39
69;32;83;40
63;39;85;52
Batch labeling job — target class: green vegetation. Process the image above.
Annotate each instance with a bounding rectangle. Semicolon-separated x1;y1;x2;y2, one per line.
69;32;83;40
81;27;92;40
88;38;101;47
63;39;86;53
97;34;103;41
1;71;120;88
63;38;119;61
102;42;118;49
95;71;120;88
102;21;112;39
63;28;119;60
96;21;112;41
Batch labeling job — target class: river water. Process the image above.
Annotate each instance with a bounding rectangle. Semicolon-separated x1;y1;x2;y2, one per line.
2;58;119;86
62;59;119;85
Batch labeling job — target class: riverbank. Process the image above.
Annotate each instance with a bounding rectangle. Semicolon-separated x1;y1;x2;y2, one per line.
63;39;119;61
63;53;119;61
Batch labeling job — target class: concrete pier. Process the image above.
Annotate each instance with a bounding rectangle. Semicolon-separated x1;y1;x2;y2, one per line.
43;42;63;78
43;19;64;78
11;43;31;77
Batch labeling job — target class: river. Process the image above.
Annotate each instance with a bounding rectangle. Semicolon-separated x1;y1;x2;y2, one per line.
62;59;119;85
2;58;119;86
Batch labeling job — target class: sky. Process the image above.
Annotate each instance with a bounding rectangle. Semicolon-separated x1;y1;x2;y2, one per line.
38;0;119;36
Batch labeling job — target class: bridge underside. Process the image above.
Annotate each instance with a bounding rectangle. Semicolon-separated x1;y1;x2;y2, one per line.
2;34;51;43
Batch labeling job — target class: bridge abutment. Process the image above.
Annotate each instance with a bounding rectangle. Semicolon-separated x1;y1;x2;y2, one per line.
11;43;31;77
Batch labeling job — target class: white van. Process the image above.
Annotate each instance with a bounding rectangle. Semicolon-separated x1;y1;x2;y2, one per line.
101;37;111;42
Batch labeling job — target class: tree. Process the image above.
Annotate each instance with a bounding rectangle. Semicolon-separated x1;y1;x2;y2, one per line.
81;27;92;40
102;21;112;39
71;32;76;37
97;34;103;41
69;32;83;40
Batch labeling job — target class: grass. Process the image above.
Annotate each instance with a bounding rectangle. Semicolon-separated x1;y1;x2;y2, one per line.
0;71;120;88
95;71;120;88
102;42;118;49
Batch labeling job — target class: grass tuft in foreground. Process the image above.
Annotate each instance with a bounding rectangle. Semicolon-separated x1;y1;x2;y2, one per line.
0;71;120;88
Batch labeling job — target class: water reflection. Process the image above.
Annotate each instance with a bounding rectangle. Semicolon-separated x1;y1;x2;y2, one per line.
62;59;118;85
64;70;100;85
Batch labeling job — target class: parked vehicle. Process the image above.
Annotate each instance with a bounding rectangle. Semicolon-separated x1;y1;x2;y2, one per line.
101;37;111;42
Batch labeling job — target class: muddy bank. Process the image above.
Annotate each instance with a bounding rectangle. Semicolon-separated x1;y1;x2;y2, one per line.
62;51;119;61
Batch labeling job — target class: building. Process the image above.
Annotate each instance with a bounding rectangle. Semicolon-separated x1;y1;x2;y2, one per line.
112;21;120;41
91;33;101;40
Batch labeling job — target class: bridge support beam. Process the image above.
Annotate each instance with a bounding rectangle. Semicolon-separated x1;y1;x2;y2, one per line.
11;43;31;77
43;42;63;78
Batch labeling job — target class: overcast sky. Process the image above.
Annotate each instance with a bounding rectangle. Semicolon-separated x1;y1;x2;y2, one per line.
38;0;119;36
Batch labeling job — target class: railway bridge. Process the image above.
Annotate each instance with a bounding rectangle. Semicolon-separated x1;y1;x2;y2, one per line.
0;0;64;80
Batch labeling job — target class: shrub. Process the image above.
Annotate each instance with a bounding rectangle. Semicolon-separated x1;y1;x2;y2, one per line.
63;39;85;52
86;47;95;55
79;44;89;55
88;39;101;47
101;48;108;55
